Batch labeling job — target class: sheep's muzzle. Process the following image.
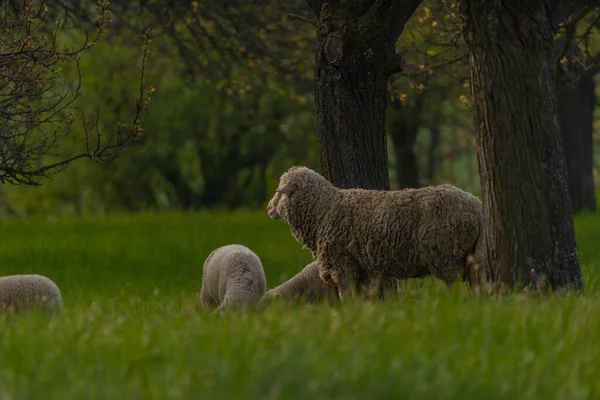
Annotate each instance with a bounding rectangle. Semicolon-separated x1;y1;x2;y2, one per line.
267;197;280;219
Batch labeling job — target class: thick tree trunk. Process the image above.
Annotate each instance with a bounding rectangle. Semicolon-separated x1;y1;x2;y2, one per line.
310;1;420;190
460;1;583;290
555;41;597;213
314;32;390;190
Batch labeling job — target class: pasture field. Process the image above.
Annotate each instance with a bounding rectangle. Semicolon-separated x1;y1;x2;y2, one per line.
1;210;600;399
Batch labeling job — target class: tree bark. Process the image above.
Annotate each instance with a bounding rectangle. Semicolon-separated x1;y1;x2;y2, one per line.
555;41;597;213
310;1;421;190
459;0;583;291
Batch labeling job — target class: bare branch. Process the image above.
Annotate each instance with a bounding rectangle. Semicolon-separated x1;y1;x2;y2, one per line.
553;0;600;24
288;12;317;26
0;0;154;186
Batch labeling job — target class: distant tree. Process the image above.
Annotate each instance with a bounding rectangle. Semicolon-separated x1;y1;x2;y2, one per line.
0;0;153;185
458;0;595;291
553;11;600;213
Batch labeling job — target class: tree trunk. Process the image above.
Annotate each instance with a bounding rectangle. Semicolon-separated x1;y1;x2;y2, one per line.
388;95;424;189
555;41;597;213
314;32;390;190
426;125;441;185
460;1;583;290
311;1;420;190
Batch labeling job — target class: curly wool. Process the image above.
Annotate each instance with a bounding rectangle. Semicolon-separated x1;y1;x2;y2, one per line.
200;244;267;312
267;166;483;293
0;274;63;312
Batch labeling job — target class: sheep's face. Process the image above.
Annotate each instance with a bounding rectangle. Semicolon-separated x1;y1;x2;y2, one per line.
268;166;336;250
267;191;284;220
267;166;315;222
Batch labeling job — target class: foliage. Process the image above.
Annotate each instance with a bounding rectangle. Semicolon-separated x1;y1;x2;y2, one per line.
51;0;316;98
0;0;153;185
0;211;599;398
1;34;318;215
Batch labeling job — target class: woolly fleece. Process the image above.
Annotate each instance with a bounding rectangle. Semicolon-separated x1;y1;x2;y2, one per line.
0;274;63;312
267;166;483;296
200;244;267;312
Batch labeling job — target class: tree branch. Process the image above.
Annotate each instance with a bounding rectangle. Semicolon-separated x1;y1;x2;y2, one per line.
552;1;599;24
288;13;316;26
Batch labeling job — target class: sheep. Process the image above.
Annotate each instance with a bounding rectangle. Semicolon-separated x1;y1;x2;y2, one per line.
0;274;63;313
200;244;267;313
266;166;484;300
262;261;335;303
262;261;399;304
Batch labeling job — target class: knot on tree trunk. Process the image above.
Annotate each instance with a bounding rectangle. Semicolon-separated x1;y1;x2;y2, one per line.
324;33;344;65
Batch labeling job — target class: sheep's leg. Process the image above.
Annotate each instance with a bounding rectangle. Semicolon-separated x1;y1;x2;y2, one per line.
336;270;365;303
463;254;484;294
375;277;398;302
317;247;362;304
337;282;355;303
325;283;340;304
436;267;462;293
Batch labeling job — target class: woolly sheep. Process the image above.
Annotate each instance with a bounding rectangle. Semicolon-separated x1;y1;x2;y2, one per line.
266;166;484;300
200;244;267;313
0;274;63;312
262;261;398;304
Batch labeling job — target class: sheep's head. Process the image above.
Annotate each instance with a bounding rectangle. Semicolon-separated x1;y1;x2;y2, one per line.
267;188;290;220
267;166;333;221
267;166;336;250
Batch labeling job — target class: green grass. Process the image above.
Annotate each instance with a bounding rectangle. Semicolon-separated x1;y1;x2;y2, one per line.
1;211;600;399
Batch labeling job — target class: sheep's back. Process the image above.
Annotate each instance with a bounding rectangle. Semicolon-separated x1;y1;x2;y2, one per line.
0;274;62;311
329;185;482;278
203;245;266;303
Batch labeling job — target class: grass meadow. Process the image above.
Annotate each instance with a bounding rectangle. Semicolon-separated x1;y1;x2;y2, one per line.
0;210;600;399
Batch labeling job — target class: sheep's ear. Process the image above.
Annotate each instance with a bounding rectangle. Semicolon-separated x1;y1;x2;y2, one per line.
276;184;293;196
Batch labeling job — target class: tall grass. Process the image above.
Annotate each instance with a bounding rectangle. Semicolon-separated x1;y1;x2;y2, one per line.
0;211;599;399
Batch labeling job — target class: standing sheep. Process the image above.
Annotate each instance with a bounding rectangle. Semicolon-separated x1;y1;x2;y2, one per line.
0;274;63;313
200;244;267;313
267;166;484;300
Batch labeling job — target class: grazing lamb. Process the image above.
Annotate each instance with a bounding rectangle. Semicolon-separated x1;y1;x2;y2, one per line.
200;244;267;313
267;166;483;300
262;261;397;304
0;274;63;312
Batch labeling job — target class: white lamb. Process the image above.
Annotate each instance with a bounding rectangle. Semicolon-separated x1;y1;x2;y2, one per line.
0;274;63;312
200;244;267;313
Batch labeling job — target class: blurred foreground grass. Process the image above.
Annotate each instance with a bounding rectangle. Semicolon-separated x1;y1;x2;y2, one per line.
0;211;599;399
